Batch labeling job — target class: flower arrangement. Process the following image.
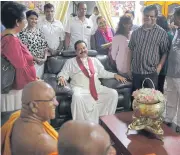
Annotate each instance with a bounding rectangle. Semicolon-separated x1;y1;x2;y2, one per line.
132;88;165;104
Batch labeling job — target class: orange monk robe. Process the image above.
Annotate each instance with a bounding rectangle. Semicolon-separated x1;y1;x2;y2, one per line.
49;152;58;155
1;110;58;155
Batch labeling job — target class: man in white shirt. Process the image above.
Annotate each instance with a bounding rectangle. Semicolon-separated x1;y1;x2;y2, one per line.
38;3;64;56
89;6;100;34
57;40;127;123
65;2;93;50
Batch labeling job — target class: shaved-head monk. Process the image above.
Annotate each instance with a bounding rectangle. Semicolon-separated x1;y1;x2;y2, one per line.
1;80;59;155
58;120;116;155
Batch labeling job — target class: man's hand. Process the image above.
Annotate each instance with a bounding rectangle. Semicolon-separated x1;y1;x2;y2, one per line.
36;77;40;80
114;74;127;83
48;48;57;56
169;24;178;29
36;58;46;65
58;76;67;86
56;48;62;55
127;72;132;80
49;48;62;56
101;42;112;49
157;64;162;75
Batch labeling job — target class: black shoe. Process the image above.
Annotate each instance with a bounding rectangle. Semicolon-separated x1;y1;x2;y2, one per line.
176;126;180;133
164;121;172;127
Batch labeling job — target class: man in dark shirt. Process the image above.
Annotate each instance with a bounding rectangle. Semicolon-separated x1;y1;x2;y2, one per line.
129;5;169;91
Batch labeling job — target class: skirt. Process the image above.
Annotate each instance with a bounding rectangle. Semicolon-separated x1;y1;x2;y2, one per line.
34;63;44;79
1;89;22;112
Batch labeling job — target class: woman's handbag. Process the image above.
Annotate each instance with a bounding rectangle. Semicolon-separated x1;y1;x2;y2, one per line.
1;34;15;94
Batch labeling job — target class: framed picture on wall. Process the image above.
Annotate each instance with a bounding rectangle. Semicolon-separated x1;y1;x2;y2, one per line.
110;1;135;17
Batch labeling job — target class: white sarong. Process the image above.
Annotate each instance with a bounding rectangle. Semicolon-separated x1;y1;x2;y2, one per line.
71;85;118;123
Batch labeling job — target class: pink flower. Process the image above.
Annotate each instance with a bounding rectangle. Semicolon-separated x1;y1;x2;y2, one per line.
132;90;139;97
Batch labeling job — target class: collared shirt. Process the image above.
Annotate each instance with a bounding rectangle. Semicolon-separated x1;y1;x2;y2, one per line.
167;29;180;78
38;18;64;50
65;16;93;50
128;24;169;74
132;24;139;31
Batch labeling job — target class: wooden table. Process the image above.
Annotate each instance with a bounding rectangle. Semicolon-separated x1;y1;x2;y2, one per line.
100;112;180;155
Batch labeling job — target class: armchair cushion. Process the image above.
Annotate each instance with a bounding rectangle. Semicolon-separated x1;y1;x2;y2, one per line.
46;56;68;74
96;55;117;72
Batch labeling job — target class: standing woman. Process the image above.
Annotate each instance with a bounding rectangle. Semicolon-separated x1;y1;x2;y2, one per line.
19;10;48;78
111;15;133;79
156;15;173;93
1;2;36;112
94;16;114;55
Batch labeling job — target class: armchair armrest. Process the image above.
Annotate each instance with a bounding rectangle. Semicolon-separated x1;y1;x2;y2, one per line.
101;78;132;111
101;78;132;89
43;73;73;96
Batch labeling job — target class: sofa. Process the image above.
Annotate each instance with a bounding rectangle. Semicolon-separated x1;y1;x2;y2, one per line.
43;50;132;130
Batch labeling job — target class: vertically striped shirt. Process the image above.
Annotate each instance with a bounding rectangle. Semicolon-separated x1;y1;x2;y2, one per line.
128;24;169;74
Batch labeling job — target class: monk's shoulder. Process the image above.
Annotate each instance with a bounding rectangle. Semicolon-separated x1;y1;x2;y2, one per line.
13;119;44;134
34;133;57;155
11;120;39;154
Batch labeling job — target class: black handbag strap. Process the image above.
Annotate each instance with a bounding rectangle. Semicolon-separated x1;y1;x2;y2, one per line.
1;34;14;59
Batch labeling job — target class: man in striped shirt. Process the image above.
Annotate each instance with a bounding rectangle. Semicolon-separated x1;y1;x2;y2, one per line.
129;5;169;91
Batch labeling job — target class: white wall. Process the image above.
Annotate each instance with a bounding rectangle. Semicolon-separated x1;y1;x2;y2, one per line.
85;1;96;15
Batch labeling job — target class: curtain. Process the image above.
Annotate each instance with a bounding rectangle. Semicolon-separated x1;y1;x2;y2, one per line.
51;1;70;24
96;1;115;30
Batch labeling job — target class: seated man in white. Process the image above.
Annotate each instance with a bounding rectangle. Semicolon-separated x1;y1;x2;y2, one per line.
57;40;127;123
65;2;93;50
